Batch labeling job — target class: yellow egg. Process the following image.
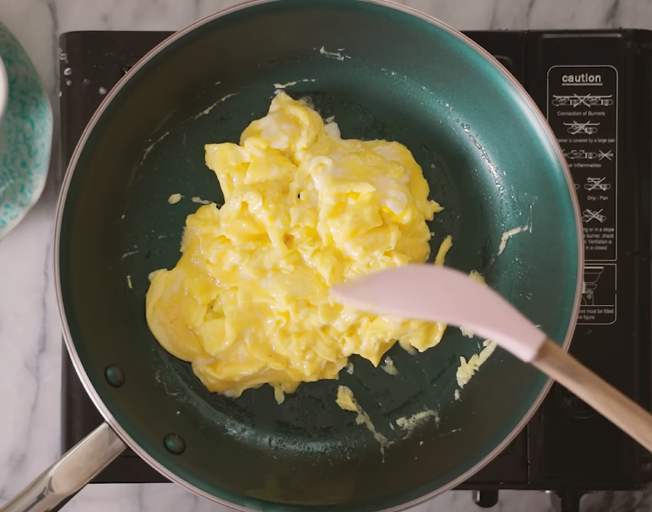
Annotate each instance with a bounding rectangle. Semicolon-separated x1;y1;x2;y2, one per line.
146;92;445;402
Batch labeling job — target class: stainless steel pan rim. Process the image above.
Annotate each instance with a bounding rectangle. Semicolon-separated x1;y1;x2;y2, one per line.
53;0;584;510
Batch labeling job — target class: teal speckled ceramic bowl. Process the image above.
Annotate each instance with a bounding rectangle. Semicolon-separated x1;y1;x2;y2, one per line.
0;20;52;239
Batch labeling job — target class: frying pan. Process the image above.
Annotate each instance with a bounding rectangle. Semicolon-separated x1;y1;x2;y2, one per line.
0;1;582;511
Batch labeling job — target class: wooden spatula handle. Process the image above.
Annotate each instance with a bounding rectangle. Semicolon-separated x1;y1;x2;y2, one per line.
533;339;652;452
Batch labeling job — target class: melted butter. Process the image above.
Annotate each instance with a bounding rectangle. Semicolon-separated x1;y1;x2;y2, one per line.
146;92;445;399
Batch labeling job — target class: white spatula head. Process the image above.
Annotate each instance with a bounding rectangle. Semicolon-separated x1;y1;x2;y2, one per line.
331;264;546;362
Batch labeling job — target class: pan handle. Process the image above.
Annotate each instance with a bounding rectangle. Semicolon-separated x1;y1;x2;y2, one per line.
0;422;126;512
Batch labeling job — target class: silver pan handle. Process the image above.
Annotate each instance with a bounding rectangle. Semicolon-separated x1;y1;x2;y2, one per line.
0;422;126;512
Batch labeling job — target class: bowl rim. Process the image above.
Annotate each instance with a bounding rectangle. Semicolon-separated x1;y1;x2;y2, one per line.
0;56;9;126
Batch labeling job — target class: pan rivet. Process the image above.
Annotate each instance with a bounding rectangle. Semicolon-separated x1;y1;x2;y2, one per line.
164;433;186;454
105;365;125;387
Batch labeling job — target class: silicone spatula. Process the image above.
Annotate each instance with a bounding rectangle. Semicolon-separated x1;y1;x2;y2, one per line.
330;264;652;453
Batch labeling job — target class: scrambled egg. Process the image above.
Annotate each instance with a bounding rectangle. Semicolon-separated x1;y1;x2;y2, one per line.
380;356;399;375
456;340;497;388
336;385;436;454
396;409;438;431
336;385;391;456
146;92;445;401
168;193;182;204
434;235;452;266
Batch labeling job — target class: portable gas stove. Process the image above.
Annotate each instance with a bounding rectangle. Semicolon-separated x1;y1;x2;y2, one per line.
59;29;652;512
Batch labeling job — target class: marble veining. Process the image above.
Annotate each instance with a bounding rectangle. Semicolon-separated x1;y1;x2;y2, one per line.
0;0;650;511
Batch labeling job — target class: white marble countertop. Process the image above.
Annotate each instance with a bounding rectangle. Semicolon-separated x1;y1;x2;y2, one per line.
0;0;651;511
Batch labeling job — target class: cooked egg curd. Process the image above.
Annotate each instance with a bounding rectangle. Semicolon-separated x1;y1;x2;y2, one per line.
146;92;444;401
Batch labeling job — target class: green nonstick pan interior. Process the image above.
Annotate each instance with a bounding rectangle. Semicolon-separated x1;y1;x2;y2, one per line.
57;1;581;511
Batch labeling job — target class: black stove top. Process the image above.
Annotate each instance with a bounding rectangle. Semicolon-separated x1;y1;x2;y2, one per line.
59;29;652;511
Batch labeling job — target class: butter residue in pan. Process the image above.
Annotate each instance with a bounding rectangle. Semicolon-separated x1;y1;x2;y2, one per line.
336;385;392;458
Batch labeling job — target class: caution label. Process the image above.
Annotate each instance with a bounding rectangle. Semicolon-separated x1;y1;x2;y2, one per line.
577;264;617;325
